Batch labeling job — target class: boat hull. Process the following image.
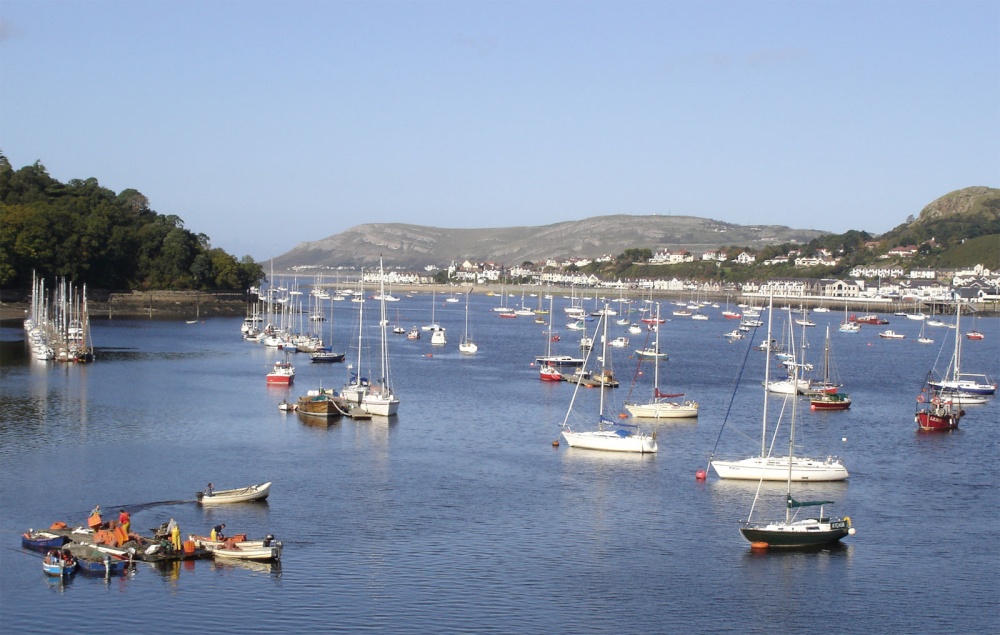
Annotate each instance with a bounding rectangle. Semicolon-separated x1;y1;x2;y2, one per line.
740;520;851;548
197;482;271;505
711;456;849;481
21;532;68;551
561;429;657;453
625;401;698;419
915;410;960;431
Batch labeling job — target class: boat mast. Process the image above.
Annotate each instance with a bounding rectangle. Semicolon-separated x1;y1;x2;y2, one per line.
598;306;609;427
378;258;389;388
952;302;962;381
356;268;364;376
786;361;799;525
761;293;774;458
652;302;661;400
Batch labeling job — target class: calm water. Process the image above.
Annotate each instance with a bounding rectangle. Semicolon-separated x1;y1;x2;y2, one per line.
1;294;998;634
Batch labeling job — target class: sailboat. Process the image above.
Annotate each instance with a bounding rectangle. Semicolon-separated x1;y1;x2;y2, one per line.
341;271;370;405
739;364;856;548
808;327;851;411
711;296;849;481
926;303;997;396
625;302;698;419
361;258;400;417
766;310;811;395
560;308;657;453
458;291;478;354
916;319;934;345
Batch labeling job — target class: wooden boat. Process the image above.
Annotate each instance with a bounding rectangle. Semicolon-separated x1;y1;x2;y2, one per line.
188;533;266;549
296;391;345;418
65;543;131;576
209;535;282;561
21;530;68;551
42;549;77;577
197;482;271;505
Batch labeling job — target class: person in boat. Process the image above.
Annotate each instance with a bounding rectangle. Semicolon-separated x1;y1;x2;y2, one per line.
170;521;182;551
118;509;130;534
88;504;103;529
206;482;214;496
210;523;226;541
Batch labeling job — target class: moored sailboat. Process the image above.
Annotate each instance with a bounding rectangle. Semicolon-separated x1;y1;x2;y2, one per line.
625;302;698;419
739;365;856;549
711;296;848;482
560;309;657;453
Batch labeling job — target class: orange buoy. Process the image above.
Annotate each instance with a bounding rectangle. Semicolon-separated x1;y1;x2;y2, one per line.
618;412;629;419
695;469;707;480
426;353;433;357
750;542;769;551
551;439;560;447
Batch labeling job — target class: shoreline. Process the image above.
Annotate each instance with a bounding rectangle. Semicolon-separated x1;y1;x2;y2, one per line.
3;284;997;323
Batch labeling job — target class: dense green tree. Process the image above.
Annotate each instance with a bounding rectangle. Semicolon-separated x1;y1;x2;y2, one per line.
0;160;263;291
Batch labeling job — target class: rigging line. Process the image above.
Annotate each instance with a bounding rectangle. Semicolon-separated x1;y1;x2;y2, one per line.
621;321;653;405
706;319;759;469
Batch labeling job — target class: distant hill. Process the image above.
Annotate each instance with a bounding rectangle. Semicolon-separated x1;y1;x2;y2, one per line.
914;186;1000;224
271;215;828;271
878;187;1000;267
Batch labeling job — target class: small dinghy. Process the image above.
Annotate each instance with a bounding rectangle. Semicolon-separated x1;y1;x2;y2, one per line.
197;482;271;505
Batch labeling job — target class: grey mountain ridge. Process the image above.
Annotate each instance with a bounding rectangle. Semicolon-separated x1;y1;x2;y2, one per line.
270;214;828;270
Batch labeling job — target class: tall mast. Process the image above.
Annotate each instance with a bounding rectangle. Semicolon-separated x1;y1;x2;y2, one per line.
761;292;774;458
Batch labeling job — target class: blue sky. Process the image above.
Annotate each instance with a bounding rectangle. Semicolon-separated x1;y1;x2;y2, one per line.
2;0;997;261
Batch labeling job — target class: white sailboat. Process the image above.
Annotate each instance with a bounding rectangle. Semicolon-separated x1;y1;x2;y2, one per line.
625;302;698;419
341;271;369;405
458;290;478;354
927;304;997;396
711;296;849;482
739;363;856;548
361;258;400;416
560;308;657;453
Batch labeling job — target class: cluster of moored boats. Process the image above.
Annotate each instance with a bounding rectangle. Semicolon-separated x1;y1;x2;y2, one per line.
24;482;281;580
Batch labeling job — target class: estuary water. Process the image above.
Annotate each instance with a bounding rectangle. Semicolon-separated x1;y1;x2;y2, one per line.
1;293;997;634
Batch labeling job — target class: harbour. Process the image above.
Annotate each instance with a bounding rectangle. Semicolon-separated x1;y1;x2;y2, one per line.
1;293;997;634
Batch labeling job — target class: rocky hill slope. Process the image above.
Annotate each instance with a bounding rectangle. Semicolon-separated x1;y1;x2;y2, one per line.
271;215;827;271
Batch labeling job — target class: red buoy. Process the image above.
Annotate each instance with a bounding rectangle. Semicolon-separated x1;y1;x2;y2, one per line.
695;469;707;480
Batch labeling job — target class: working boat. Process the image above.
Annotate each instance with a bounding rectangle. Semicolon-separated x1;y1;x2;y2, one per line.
852;314;888;325
458;291;478;354
739;364;856;549
266;358;295;385
879;330;905;339
711;296;849;482
21;530;69;551
310;348;346;363
65;543;131;576
209;534;282;562
197;482;271;505
407;326;420;340
626;303;698;419
296;390;345;418
915;372;963;431
926;304;997;396
42;549;77;577
560;308;657;453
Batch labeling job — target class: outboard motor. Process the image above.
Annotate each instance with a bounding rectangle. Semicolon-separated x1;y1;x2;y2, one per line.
263;534;275;547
